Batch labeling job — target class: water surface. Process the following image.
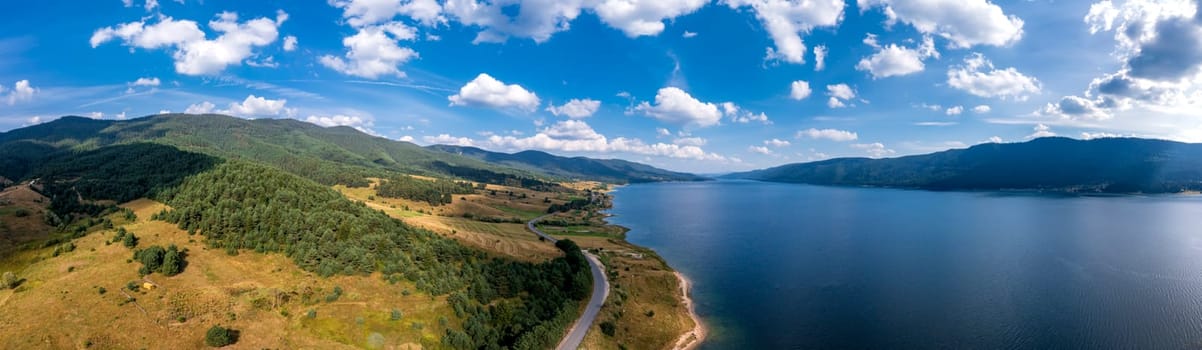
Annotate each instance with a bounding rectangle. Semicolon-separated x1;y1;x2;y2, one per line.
609;180;1202;349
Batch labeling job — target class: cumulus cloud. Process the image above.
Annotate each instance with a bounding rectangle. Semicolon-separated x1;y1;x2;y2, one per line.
1039;95;1112;120
764;138;791;147
987;136;1003;143
673;136;707;146
634;87;723;127
857;0;1024;48
790;80;812;100
1038;0;1202;124
1028;123;1056;138
683;31;698;38
973;105;991;114
319;22;419;79
185;101;216;114
856;35;938;78
945;105;963;115
226;95;294;117
480;120;727;160
305;114;377;134
186;95;295;118
91;11;288;75
826;83;856;108
424;133;476;146
796;128;858;141
723;0;846;65
131;77;161;87
3;80;37;105
448;73;541;112
282;35;297;51
594;0;708;37
851;142;896;157
748;145;773;155
947;53;1041;100
546;98;600;118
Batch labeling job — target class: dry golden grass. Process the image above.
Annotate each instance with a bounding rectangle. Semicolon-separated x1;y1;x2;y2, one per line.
0;184;53;253
0;199;454;349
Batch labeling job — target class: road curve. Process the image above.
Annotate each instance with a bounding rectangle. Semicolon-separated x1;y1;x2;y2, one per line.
528;214;610;350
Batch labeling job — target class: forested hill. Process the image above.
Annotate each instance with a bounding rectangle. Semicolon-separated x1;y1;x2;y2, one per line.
0;114;542;188
427;145;708;183
726;137;1202;193
0;114;701;187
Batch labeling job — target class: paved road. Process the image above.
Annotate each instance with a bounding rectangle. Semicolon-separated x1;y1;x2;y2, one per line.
528;214;610;350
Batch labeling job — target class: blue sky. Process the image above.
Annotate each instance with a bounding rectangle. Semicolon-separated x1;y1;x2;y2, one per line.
2;0;1202;172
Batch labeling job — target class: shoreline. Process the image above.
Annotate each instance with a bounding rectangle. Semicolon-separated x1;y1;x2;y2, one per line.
670;271;707;350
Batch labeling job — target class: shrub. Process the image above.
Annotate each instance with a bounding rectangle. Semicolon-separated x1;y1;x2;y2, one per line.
13;208;29;217
204;325;238;347
600;321;616;337
390;309;403;321
98;287;106;295
122;232;138;248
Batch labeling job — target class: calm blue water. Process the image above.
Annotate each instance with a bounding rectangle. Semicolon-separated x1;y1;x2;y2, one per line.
609;180;1202;349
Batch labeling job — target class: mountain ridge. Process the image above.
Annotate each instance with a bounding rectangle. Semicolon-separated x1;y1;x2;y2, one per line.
725;137;1202;193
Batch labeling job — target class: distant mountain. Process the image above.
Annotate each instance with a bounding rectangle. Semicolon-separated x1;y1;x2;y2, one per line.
427;145;707;184
0;114;700;187
726;137;1202;193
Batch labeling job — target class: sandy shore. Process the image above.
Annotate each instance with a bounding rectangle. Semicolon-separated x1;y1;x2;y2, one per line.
671;271;707;350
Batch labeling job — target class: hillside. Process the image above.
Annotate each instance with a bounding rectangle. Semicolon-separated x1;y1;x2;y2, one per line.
727;137;1202;193
0;114;700;188
428;145;708;183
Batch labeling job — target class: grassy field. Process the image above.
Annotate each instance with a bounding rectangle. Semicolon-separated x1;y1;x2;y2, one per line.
0;199;456;349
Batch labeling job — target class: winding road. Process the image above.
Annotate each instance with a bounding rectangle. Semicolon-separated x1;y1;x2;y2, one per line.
528;214;610;350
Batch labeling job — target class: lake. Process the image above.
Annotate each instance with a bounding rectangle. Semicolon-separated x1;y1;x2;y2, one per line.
608;180;1202;349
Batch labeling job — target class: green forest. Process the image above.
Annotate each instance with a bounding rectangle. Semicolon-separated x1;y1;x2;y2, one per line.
155;161;590;349
376;175;477;206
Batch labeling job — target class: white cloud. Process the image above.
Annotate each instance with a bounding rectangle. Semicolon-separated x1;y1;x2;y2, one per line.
91;11;288;75
305;114;377;135
723;0;846;64
185;101;216;114
23;116;43;126
225;95;294;117
796;128;858;141
398;135;416;142
481;120;727;160
813;45;828;71
673;136;707;146
1028;123;1056;139
282;35;297;51
972;105;991;114
185;95;294;117
987;136;1003;143
594;0;708;37
448;73;541;112
1080;131;1126;140
947;53;1041;100
87;112;105;119
656;127;672;137
855;35;938;78
546;98;601;118
790;80;812;100
718;102;772;125
424;133;476;146
851;142;896;157
682;31;698;38
748;145;773;155
764;138;791;147
131;77;161;87
319;22;419;79
945;105;963;115
634;87;723;127
858;0;1024;48
826;83;856;108
115;112;128;120
3;80;36;105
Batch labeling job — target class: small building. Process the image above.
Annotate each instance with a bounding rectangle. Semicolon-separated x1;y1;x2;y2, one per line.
141;282;156;290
